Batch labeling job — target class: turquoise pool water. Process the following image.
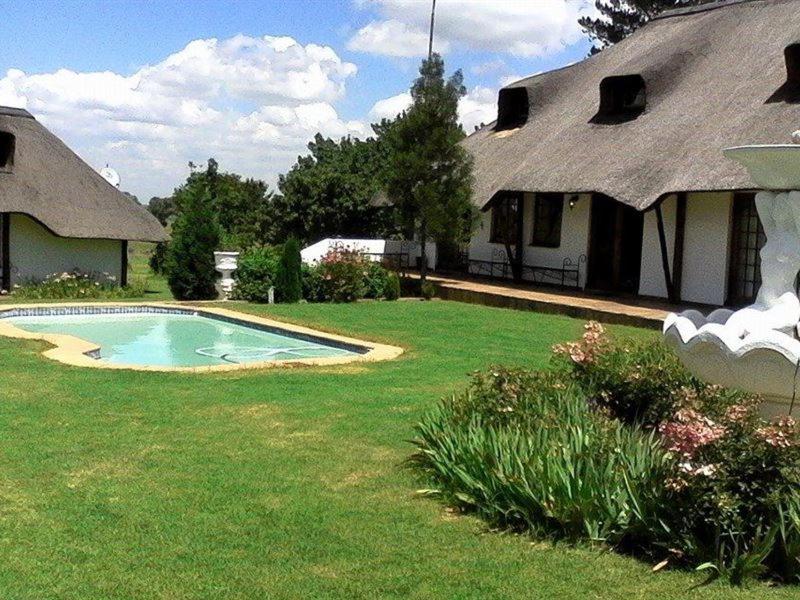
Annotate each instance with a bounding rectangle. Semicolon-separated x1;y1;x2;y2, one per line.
5;310;359;367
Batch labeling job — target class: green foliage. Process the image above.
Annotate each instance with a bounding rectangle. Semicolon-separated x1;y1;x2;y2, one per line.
553;325;748;428
271;134;395;244
12;270;146;300
363;261;391;299
317;247;368;303
147;196;177;226
276;238;302;303
148;241;169;275
579;1;709;53
381;54;477;280
300;263;325;303
384;271;401;301
420;281;436;300
414;323;800;585
166;160;221;300
231;247;280;303
411;367;672;543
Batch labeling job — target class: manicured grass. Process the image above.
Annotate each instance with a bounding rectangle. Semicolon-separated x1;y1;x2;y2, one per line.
0;300;793;598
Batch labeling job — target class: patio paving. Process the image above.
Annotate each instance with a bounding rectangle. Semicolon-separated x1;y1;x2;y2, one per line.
418;273;699;329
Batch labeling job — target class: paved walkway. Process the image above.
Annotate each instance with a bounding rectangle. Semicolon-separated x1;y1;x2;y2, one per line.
419;273;690;329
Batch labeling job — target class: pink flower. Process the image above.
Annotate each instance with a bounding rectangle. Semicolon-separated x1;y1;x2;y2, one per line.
659;409;726;459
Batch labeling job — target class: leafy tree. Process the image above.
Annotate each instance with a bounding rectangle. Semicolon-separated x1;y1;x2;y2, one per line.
148;196;177;226
271;134;395;244
579;0;708;52
380;53;476;283
276;238;302;303
165;160;221;300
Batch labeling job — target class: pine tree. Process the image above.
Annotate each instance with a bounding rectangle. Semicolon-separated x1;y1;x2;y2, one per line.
276;238;302;303
579;1;709;53
165;160;221;300
381;53;476;284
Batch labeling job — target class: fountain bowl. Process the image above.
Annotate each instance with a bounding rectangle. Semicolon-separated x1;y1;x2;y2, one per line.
723;145;800;190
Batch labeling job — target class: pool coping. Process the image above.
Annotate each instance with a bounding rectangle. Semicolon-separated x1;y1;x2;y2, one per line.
0;302;404;373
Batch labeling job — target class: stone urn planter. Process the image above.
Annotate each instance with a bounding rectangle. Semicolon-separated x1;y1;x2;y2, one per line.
663;132;800;416
214;251;239;300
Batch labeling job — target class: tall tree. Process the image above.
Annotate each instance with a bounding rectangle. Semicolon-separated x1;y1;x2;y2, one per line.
148;196;177;226
271;134;394;244
381;53;476;283
165;160;221;300
579;0;708;53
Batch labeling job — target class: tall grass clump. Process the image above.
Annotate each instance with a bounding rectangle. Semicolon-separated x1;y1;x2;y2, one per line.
411;368;673;544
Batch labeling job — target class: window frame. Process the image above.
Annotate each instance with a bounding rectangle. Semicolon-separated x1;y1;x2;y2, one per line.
0;132;14;173
530;193;564;248
489;195;520;245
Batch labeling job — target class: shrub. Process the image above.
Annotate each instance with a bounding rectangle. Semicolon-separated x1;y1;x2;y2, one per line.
553;322;747;428
276;238;302;303
318;246;368;303
301;263;325;303
166;182;220;300
421;281;436;300
148;242;169;275
384;271;401;301
231;247;280;303
11;270;145;300
411;367;672;543
364;261;392;299
412;324;800;585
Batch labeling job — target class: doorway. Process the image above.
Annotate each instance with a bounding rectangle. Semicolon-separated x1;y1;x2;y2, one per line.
587;194;644;294
726;192;764;306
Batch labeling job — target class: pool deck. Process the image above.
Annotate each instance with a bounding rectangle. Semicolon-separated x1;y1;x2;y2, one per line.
0;302;404;372
417;273;696;329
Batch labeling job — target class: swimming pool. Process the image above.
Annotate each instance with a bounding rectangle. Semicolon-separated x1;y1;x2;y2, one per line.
0;305;381;369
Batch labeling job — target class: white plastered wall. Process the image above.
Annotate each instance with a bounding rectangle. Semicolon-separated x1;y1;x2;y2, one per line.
8;214;123;285
637;192;733;306
467;193;591;288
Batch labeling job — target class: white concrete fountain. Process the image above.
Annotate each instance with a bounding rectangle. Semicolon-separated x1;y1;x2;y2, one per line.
663;131;800;416
214;251;239;300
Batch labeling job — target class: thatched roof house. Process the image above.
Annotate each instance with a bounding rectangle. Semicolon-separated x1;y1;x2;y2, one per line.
0;107;167;290
463;0;800;308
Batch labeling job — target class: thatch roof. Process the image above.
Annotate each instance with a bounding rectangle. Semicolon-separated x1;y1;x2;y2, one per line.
0;107;167;241
463;0;800;211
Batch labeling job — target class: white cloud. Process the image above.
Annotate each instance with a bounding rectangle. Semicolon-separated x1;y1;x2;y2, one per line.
368;91;411;121
349;0;595;58
368;84;497;132
347;19;449;57
0;35;362;199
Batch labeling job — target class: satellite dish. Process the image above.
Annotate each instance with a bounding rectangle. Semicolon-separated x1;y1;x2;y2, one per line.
99;165;121;188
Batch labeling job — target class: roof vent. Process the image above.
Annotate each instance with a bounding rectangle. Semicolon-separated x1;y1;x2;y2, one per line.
495;88;529;131
767;44;800;103
591;75;646;124
0;131;14;173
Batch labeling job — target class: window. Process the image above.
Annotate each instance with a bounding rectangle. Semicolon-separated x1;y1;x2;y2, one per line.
531;193;564;248
767;44;800;103
495;87;529;131
0;132;14;173
727;192;765;305
591;75;646;124
489;194;520;244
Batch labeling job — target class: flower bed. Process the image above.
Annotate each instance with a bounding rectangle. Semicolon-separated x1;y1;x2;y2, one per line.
9;270;145;300
411;322;800;585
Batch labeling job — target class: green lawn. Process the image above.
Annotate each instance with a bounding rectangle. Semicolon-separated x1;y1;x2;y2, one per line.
0;299;793;599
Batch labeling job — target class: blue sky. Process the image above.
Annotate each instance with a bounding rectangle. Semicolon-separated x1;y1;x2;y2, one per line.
0;0;595;199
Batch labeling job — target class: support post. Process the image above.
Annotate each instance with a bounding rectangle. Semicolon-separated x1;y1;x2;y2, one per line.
672;193;687;303
655;203;676;303
120;240;128;288
1;214;9;292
